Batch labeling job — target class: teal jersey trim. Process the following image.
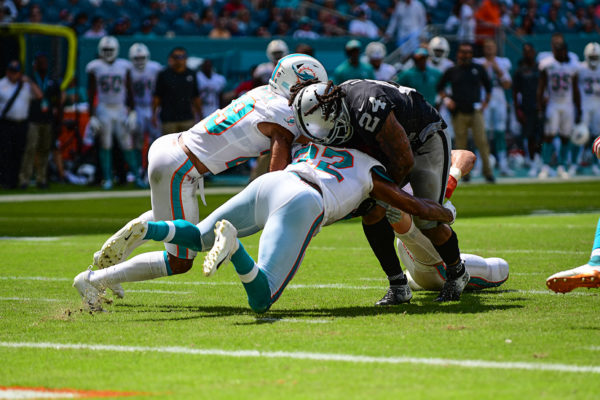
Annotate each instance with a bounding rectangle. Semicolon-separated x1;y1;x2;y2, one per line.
371;166;394;183
170;158;195;258
163;251;172;276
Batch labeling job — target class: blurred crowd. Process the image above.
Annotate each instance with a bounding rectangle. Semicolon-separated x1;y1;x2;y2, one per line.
3;0;600;39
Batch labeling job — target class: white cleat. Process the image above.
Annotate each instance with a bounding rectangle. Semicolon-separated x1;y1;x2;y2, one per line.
546;264;600;293
97;219;148;272
93;250;124;299
73;269;104;311
538;165;550;179
203;220;239;277
556;165;570;179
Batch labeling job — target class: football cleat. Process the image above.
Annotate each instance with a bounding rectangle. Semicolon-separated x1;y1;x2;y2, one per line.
203;220;239;277
92;250;125;299
435;263;470;302
557;165;570;179
97;219;148;271
73;269;104;311
546;264;600;293
375;284;413;306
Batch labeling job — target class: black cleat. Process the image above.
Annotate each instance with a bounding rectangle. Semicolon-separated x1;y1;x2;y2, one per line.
375;284;413;306
435;266;470;302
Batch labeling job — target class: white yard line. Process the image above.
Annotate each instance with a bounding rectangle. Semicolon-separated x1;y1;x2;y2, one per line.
0;237;60;241
127;289;192;295
0;297;61;302
1;276;597;296
0;341;598;374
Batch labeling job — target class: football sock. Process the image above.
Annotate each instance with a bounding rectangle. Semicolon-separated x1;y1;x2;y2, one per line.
395;220;442;267
231;241;271;313
433;229;464;279
363;218;405;285
541;142;553;165
589;217;600;266
90;250;170;288
99;149;112;182
123;150;139;178
559;140;569;167
144;220;202;251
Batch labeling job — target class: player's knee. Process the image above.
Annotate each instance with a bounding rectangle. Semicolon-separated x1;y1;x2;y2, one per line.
168;254;194;274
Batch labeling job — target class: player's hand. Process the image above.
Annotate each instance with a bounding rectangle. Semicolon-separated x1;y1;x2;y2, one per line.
443;200;456;225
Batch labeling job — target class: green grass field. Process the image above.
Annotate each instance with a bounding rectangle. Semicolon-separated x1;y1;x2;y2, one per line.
1;181;599;399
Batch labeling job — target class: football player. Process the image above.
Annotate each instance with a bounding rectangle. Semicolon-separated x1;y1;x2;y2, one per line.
474;38;513;176
86;35;137;190
291;79;468;303
577;42;600;176
546;139;600;293
393;150;509;292
537;35;581;179
83;54;328;300
427;36;455;142
128;42;162;186
74;142;454;312
365;41;396;81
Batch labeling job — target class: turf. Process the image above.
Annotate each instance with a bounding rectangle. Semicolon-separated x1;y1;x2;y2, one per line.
0;182;599;399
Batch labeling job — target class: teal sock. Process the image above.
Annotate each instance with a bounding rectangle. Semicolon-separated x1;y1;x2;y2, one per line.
123;150;139;177
589;217;600;266
99;149;112;182
558;141;569;167
231;242;271;313
494;130;507;152
144;220;202;251
542;142;553;165
570;144;580;166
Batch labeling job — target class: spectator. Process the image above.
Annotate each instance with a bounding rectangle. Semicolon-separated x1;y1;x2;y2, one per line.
512;43;542;177
28;4;42;23
365;41;396;81
136;19;157;38
198;8;216;36
70;12;88;35
0;60;43;189
84;16;107;38
385;0;426;57
196;59;226;117
152;47;202;136
475;0;502;41
18;53;63;190
293;17;320;40
209;17;232;39
457;0;476;43
349;8;380;39
397;48;441;106
437;42;495;183
173;10;199;36
333;40;375;84
112;17;133;36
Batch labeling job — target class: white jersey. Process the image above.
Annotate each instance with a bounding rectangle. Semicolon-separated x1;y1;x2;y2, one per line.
286;143;382;226
373;63;397;81
578;63;600;105
197;70;226;117
539;56;579;104
86;58;132;106
474;56;511;105
427;58;453;73
130;60;162;108
182;85;300;174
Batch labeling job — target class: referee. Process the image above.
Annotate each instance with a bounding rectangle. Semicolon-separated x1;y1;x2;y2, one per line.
437;42;495;183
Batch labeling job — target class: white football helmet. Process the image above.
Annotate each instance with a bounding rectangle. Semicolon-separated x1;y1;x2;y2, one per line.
292;83;353;145
572;123;590;145
428;36;450;64
365;41;387;60
268;54;328;99
129;43;150;70
584;42;600;69
266;39;289;62
98;36;119;63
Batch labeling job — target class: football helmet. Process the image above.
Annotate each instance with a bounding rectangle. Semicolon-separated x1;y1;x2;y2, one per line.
268;54;328;99
584;42;600;69
129;43;150;70
98;36;119;63
292;83;353;145
428;36;450;64
266;39;289;62
365;41;387;60
572;123;590;146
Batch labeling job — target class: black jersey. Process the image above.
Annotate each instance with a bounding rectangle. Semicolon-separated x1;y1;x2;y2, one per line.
339;80;445;154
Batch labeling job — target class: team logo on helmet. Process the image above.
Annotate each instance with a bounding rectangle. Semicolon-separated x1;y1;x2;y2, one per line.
292;64;318;82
